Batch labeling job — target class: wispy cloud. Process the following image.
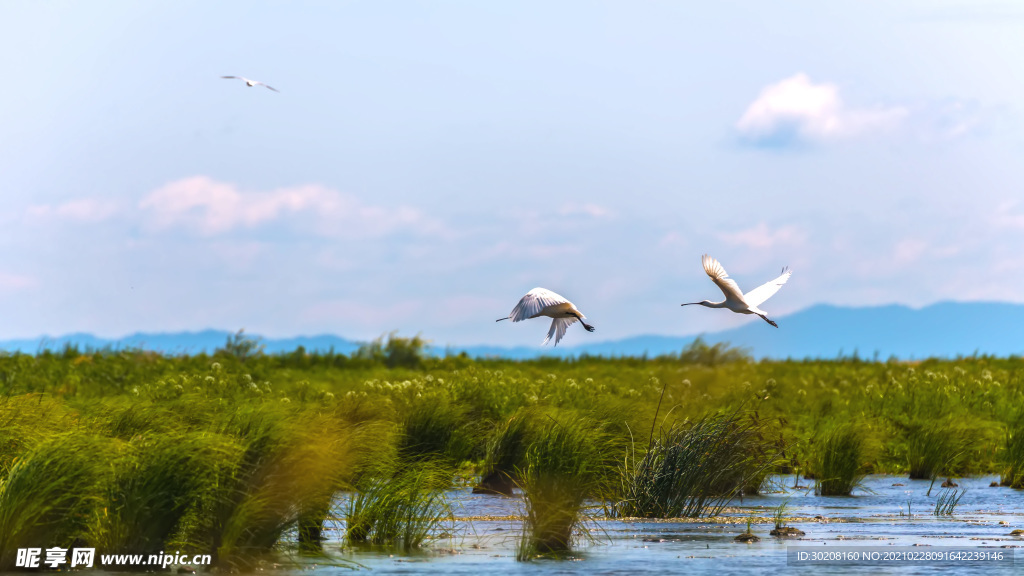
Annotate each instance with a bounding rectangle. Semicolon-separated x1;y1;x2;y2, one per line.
736;74;907;147
559;203;613;219
911;98;1004;142
0;272;37;291
28;198;119;223
139;176;446;238
720;223;806;249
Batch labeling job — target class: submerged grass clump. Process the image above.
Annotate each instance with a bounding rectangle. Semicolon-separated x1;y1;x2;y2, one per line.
516;415;618;560
616;411;780;518
812;424;866;496
904;420;978;493
201;409;357;569
934;488;966;516
344;464;452;550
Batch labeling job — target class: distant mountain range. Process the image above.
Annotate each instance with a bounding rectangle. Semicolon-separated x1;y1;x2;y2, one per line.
2;302;1022;360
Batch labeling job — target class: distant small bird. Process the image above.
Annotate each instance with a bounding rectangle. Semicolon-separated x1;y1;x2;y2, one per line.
496;287;595;346
682;254;791;327
221;76;279;92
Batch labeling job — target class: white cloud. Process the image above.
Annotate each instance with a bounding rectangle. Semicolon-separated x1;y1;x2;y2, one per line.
720;223;806;249
559;203;613;219
736;74;907;146
658;231;688;248
910;99;1002;143
893;238;928;265
0;272;37;291
139;176;444;238
28;198;119;222
992;201;1024;230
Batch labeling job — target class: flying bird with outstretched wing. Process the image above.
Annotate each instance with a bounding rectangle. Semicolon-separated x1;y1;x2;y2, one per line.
221;76;279;92
497;287;596;346
681;254;791;327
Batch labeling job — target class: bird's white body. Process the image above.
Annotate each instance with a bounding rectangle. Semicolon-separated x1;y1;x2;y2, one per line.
682;254;791;327
221;76;279;92
497;287;596;346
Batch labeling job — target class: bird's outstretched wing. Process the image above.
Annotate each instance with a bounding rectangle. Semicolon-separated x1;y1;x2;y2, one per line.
221;76;241;79
743;267;792;307
702;254;745;304
508;287;568;322
543;317;578;346
258;82;280;92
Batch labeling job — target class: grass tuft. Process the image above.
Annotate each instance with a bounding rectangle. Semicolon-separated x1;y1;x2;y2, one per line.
0;434;111;570
516;414;617;560
934;488;966;516
616;410;779;518
812;424;866;496
95;432;239;561
1000;417;1024;488
344;463;452;550
904;419;977;493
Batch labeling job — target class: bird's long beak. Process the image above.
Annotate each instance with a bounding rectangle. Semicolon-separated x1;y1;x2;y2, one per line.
680;302;699;307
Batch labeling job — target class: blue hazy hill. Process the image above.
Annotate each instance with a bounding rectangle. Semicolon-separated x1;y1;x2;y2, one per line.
0;330;361;356
511;302;1024;360
1;302;1021;359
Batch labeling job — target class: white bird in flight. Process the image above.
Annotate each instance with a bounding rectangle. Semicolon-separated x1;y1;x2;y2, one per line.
682;254;791;328
221;76;279;92
496;287;596;346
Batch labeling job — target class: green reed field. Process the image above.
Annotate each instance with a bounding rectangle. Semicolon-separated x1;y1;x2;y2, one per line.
2;333;1023;567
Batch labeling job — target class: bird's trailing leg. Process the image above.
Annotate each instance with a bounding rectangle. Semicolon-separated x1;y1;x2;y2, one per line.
570;312;596;332
495;317;510;322
757;314;778;328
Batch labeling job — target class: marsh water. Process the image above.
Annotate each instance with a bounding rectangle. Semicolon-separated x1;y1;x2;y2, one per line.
306;475;1024;575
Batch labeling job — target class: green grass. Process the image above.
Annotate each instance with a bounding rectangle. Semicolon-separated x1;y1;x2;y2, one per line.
934;488;966;516
0;434;111;570
773;498;790;530
812;424;866;496
344;463;452;550
396;399;475;464
515;414;618;559
476;408;553;495
903;419;982;494
200;408;358;569
94;432;237;559
1001;416;1024;488
1;339;1023;565
615;410;780;518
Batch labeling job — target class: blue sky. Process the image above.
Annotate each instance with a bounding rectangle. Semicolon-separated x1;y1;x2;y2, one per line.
2;1;1023;347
